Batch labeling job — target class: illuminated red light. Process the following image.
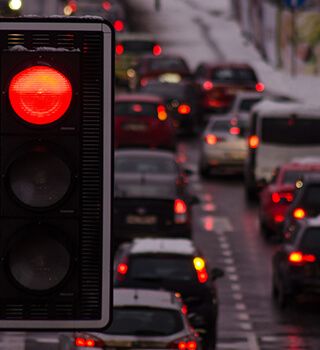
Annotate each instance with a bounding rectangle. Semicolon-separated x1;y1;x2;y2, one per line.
289;251;316;264
178;342;187;350
102;1;111;11
9;66;72;125
157;105;168;121
114;20;124;32
256;82;265;92
140;78;149;87
248;135;259;149
117;263;128;275
174;199;187;214
132;104;143;112
75;338;86;347
187;341;197;350
178;104;191;114
197;269;208;283
229;126;240;135
202;80;213;91
274;214;284;223
271;192;281;203
86;340;96;348
293;208;306;220
271;192;293;203
116;44;124;55
153;44;162;56
69;1;77;12
181;304;188;315
205;134;217;145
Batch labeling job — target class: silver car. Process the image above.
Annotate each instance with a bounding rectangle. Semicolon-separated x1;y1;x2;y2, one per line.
63;288;202;350
199;117;247;177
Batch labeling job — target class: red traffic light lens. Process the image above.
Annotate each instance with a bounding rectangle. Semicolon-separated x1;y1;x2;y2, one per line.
9;66;72;125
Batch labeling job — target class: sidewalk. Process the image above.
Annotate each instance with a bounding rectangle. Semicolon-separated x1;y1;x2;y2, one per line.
127;0;320;106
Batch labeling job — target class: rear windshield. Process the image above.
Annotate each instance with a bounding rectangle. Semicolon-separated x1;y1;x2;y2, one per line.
147;59;189;73
239;98;262;112
115;102;157;117
115;156;177;174
105;307;183;336
140;83;189;100
128;255;197;282
261;117;320;145
283;170;320;184
122;40;155;53
300;185;320;209
210;120;247;134
300;228;320;253
211;68;257;83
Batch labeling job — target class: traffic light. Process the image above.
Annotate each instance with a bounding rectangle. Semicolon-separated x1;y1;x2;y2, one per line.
0;17;114;330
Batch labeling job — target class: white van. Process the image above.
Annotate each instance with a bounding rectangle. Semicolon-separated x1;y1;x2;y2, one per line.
244;100;320;199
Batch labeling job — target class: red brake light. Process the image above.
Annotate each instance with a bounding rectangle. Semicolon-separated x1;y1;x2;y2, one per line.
102;1;111;10
274;214;285;223
256;82;265;92
75;337;102;348
229;126;240;135
181;304;188;315
174;199;187;214
271;192;293;204
132;104;143;113
157;105;168;121
289;251;316;265
197;268;208;283
140;77;149;87
114;20;124;32
248;135;259;149
205;134;217;145
9;66;72;125
177;341;197;350
153;44;162;56
202;80;213;91
116;43;124;55
86;340;96;348
117;263;128;275
75;338;86;347
178;104;191;114
293;208;306;220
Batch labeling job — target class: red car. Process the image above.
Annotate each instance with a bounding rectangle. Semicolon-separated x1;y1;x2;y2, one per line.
115;94;175;150
259;160;320;237
194;62;264;113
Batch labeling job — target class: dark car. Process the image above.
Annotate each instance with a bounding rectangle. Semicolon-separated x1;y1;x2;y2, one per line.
272;217;320;308
114;150;196;244
114;238;224;350
194;62;263;113
115;94;175;150
130;55;192;90
139;80;202;132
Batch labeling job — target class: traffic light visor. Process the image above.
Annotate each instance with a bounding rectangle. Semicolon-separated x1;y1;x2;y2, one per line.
9;65;72;125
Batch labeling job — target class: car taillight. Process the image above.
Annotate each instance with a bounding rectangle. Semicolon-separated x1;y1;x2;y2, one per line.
229;126;240;135
293;208;306;220
140;77;149;87
157;105;168;121
274;214;285;223
153;44;162;56
168;338;197;350
248;135;259;149
102;1;111;11
271;192;293;203
205;134;217;145
117;263;128;275
256;82;265;92
181;304;188;315
178;104;191;114
114;20;124;32
174;199;187;214
202;80;213;91
288;251;316;265
75;337;104;348
196;268;208;283
115;43;124;55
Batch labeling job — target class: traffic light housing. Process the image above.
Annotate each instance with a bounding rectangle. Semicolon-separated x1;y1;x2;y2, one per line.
0;17;114;330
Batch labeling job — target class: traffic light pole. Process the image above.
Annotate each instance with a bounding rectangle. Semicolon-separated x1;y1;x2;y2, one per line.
291;6;296;76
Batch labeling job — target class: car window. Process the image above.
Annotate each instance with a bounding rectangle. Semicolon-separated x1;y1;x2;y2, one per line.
115;157;177;174
128;255;197;282
140;83;187;100
239;98;262;112
210;120;231;131
261;117;320;145
121;40;155;53
210;68;257;83
300;185;320;209
148;58;189;73
283;170;320;184
300;228;320;253
105;307;184;336
115;102;157;117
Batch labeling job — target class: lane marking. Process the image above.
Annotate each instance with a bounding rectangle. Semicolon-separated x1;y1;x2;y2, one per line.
240;323;253;331
235;303;247;311
224;258;234;265
231;283;241;291
225;266;237;273
202;202;216;212
232;293;243;300
237;313;250;321
246;332;260;350
222;250;232;257
228;274;239;281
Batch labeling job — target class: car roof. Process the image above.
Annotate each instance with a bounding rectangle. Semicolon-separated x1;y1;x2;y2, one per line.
115;149;176;160
115;93;164;103
300;173;320;183
129;238;196;256
251;100;320;117
114;288;181;310
200;62;254;70
140;54;186;61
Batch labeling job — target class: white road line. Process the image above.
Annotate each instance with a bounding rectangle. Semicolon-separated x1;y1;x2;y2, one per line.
225;266;237;273
237;312;250;321
240;323;253;331
228;274;239;281
232;293;243;300
222;250;232;257
224;258;234;265
246;332;260;350
231;283;241;291
235;303;247;311
219;243;230;249
202;202;216;212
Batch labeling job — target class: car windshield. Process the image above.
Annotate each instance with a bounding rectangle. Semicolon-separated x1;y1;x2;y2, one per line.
115;102;157;117
148;58;189;73
239;98;262;112
300;228;320;253
115;156;177;174
105;307;184;336
300;185;320;210
261;117;320;145
140;83;188;100
128;255;197;282
122;40;155;53
211;68;257;83
283;170;320;184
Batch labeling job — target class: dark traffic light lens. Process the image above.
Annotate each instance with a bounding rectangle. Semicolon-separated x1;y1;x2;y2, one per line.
8;232;71;291
9;150;71;208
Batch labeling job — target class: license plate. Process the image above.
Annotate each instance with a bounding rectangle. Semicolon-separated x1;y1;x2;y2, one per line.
122;123;147;131
126;215;158;225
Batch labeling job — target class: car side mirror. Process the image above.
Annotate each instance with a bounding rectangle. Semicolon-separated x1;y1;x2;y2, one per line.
211;267;224;280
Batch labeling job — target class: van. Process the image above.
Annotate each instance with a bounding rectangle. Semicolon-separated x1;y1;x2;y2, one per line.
244;100;320;199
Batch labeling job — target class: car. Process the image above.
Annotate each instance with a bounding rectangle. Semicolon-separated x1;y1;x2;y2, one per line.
129;54;192;90
139;80;202;132
272;216;320;308
65;288;202;350
199;117;247;177
115;34;161;87
244;100;320;200
115;94;175;150
259;160;320;237
194;62;263;113
114;238;224;350
114;150;197;244
283;173;320;231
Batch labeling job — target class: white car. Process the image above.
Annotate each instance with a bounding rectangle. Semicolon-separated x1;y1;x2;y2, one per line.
199;117;247;177
229;91;263;124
